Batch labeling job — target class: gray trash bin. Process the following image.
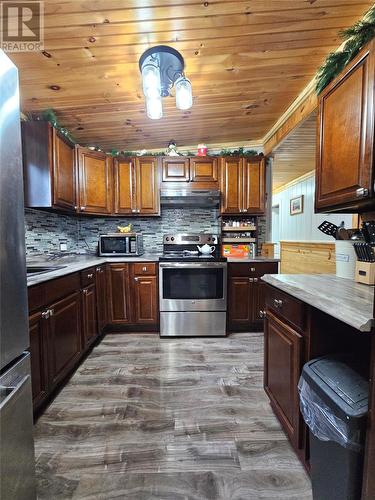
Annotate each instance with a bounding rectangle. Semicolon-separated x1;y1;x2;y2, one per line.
299;355;369;500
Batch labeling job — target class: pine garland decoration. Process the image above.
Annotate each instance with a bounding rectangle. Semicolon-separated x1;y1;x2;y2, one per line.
316;6;375;94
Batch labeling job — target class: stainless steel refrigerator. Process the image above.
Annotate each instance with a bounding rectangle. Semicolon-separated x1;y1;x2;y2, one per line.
0;49;36;499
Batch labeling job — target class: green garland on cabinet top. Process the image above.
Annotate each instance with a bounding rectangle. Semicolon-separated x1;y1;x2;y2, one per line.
28;109;259;158
316;5;375;95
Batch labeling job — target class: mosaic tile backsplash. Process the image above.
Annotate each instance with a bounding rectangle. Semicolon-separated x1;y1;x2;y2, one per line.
25;208;266;256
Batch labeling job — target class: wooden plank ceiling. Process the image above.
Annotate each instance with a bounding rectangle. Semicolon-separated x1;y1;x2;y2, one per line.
272;112;317;191
9;0;373;151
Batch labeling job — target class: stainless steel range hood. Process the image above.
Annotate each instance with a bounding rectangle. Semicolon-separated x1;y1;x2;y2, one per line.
160;189;221;208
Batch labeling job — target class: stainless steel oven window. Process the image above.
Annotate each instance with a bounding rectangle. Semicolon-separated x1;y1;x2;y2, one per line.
159;262;227;312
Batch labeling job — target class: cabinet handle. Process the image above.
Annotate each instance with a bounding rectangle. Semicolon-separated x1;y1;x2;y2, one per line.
248;277;253;282
96;267;101;272
250;267;255;272
80;206;85;211
131;209;137;213
74;205;78;210
48;308;54;316
259;310;266;319
356;188;369;198
142;266;147;272
243;209;248;212
273;298;283;308
253;277;258;282
41;310;50;320
137;209;141;213
87;273;93;278
83;289;88;295
134;277;139;282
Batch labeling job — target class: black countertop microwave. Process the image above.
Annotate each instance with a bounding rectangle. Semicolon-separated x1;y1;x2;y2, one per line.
98;233;144;256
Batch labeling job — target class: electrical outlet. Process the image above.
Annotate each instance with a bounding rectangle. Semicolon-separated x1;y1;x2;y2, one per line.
60;243;68;251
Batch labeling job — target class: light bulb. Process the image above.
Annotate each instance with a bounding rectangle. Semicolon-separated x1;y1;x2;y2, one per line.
146;96;163;119
175;76;192;110
141;63;161;99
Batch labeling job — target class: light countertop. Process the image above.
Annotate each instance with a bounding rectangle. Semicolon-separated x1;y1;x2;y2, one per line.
262;273;374;333
27;254;280;287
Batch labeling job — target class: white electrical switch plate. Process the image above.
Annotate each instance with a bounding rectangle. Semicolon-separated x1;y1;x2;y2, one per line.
60;243;68;251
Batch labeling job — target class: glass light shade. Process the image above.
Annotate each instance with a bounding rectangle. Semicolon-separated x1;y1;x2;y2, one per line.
141;63;161;99
175;76;193;110
146;96;163;119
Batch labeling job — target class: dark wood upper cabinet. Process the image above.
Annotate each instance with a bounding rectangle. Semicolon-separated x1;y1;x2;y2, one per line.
162;157;190;182
221;157;242;213
264;310;303;450
107;264;131;324
48;291;82;389
316;40;375;213
221;156;266;215
113;157;135;214
28;311;49;411
22;121;76;211
243;157;266;214
190;157;218;183
114;156;160;215
81;283;98;349
77;146;113;215
136;157;160;215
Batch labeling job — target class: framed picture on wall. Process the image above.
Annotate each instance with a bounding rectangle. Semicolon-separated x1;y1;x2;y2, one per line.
290;195;304;215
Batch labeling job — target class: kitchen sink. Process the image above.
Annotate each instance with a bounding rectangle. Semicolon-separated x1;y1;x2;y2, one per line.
26;265;67;276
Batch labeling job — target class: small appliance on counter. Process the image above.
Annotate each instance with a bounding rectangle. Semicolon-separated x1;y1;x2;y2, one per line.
354;221;375;285
98;233;144;256
159;233;227;337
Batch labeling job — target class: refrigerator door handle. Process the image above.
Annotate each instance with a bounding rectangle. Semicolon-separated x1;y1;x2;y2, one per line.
0;375;29;411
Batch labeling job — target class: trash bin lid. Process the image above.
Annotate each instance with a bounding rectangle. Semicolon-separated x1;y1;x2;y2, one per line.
302;355;368;419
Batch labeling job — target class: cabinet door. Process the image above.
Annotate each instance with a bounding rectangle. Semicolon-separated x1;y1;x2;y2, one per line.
82;284;98;349
113;157;136;214
162;158;190;182
136;157;160;214
29;311;49;411
77;147;113;214
227;276;252;330
316;45;375;212
48;292;82;389
190;157;218;184
264;311;302;450
52;131;76;211
220;158;242;214
96;265;108;331
132;275;159;325
107;264;131;324
242;157;266;214
252;279;267;325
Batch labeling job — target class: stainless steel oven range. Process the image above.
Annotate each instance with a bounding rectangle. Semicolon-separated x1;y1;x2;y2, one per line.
159;234;227;337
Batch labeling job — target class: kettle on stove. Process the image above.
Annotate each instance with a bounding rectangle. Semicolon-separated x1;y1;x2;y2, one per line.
197;244;215;255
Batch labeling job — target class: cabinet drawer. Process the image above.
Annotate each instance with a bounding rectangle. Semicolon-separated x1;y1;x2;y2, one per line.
133;263;157;276
44;273;80;304
266;286;306;332
229;262;278;278
81;267;96;286
28;284;45;312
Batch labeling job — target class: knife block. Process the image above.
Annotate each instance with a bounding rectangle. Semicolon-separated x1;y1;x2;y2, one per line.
355;261;375;285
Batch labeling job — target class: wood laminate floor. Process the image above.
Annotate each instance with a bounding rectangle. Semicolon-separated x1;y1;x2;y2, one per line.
34;333;312;499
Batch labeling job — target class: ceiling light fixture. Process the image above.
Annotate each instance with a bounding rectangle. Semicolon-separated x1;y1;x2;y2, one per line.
139;45;193;120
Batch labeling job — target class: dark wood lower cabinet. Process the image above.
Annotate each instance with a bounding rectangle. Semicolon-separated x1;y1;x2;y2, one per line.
82;283;98;349
133;275;158;324
107;264;131;324
28;311;49;411
264;310;303;450
48;291;82;389
96;265;108;331
227;262;278;332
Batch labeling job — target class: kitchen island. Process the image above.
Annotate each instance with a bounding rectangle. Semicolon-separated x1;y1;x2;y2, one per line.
262;273;374;500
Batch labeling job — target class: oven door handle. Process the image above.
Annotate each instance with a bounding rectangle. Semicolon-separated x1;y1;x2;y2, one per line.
159;262;227;269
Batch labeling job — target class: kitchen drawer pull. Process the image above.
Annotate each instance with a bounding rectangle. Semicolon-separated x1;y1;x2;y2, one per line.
96;267;101;272
80;206;85;211
273;298;283;308
356;187;369;198
248;277;253;282
142;266;147;272
48;308;54;316
134;277;139;282
41;310;50;320
250;267;256;272
259;310;266;319
87;273;93;278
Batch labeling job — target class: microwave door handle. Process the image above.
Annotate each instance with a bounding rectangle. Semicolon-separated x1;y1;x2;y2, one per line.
125;237;129;254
